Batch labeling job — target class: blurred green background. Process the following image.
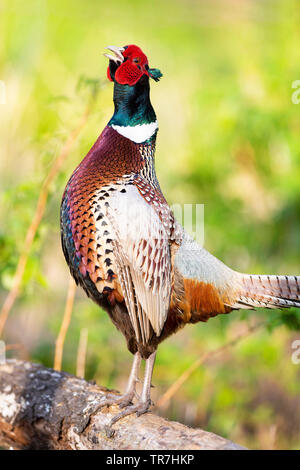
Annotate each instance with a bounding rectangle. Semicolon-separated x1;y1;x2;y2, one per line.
1;0;300;449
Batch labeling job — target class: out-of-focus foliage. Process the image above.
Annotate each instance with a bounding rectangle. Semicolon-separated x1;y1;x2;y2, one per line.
1;0;300;449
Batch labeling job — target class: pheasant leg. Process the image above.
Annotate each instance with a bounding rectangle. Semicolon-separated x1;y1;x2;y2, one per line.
105;351;157;437
94;352;141;411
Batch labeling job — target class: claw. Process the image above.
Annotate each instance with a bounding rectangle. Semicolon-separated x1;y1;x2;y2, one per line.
104;424;115;438
106;399;153;434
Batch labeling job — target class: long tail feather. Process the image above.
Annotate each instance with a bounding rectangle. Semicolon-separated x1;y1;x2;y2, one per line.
231;274;300;309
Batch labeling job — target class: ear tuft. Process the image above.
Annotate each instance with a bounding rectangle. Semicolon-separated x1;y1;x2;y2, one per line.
148;68;163;82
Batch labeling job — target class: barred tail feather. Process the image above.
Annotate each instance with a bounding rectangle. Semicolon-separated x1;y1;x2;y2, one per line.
231;274;300;310
173;233;300;313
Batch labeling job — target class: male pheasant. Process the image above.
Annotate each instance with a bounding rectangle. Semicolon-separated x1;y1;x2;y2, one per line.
61;44;300;427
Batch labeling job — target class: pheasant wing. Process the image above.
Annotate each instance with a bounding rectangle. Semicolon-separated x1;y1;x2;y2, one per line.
107;184;172;343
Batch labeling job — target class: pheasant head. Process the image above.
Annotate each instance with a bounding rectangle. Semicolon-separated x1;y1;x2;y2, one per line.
105;44;163;86
104;44;162;140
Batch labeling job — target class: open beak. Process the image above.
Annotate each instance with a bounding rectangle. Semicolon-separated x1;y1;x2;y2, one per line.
103;45;125;64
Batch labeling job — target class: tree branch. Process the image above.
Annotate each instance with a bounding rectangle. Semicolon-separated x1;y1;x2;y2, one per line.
0;359;245;450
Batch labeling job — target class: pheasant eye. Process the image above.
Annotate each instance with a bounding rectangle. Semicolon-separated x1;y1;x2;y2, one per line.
133;57;141;64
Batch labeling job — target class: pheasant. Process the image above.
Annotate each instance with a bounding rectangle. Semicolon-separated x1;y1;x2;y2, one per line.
61;44;300;428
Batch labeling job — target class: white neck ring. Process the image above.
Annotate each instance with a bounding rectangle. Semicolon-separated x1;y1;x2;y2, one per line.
111;121;158;143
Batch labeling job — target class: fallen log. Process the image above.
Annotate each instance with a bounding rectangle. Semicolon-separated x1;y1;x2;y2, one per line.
0;359;245;450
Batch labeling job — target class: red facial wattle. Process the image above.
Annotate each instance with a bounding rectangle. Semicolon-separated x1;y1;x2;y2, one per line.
115;60;146;86
107;44;150;86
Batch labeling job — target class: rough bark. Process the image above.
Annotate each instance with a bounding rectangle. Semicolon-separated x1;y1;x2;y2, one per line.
0;359;245;450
